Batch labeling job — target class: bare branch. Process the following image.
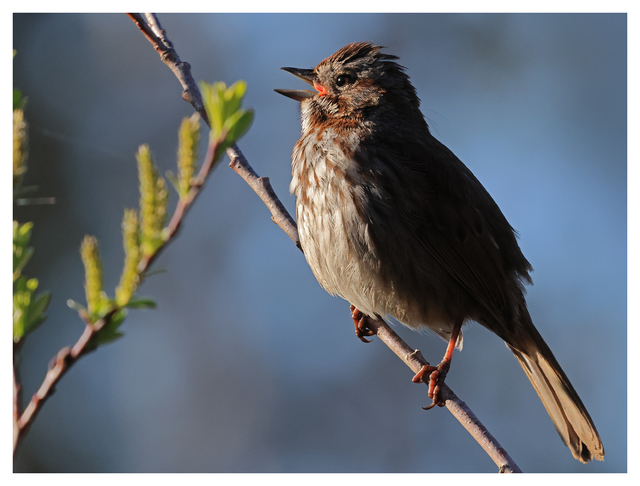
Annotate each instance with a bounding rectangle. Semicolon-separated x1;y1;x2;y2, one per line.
126;13;209;126
143;13;173;49
13;344;23;453
227;143;300;249
14;307;118;451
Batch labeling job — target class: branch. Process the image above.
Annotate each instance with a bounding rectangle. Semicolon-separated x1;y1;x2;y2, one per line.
13;343;23;452
126;14;300;249
128;13;520;473
227;143;300;249
14;308;118;451
126;13;209;126
226;148;521;473
365;316;521;473
14;124;226;456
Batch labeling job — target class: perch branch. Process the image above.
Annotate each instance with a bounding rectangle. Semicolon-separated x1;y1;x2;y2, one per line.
365;316;521;473
227;143;300;249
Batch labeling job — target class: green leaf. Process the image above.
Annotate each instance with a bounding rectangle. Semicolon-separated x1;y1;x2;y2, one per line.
23;312;46;337
13;247;33;282
87;309;127;350
124;297;157;309
229;79;247;101
13;278;51;341
199;80;253;146
199;81;222;138
217;82;229;124
13;221;34;280
13;89;26;110
15;276;27;294
31;290;52;320
224;109;254;146
165;170;181;195
223;80;246;122
13;311;25;341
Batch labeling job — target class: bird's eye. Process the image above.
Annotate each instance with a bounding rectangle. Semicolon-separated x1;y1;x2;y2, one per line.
336;74;354;87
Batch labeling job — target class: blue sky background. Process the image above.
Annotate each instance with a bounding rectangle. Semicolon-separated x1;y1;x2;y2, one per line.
12;13;626;473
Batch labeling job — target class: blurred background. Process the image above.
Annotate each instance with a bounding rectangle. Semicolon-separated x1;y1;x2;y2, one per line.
12;13;626;473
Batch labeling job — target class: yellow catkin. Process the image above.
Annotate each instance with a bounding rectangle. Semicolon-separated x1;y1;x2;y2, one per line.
80;236;104;315
136;145;168;256
177;115;200;198
116;209;141;306
13;109;28;189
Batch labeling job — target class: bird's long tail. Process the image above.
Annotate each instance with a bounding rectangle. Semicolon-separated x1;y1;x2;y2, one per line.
506;316;604;463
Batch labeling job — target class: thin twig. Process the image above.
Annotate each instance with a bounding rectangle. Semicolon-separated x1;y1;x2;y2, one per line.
227;143;300;249
126;13;209;126
144;13;173;49
13;343;23;452
124;13;522;473
14;307;118;451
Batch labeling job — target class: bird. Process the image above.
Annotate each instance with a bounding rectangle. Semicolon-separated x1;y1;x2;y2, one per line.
275;41;604;463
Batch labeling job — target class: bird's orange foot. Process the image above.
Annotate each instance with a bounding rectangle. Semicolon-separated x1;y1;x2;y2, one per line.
350;305;375;343
412;360;451;410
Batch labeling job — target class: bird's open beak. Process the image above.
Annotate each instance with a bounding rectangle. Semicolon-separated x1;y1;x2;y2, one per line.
275;67;318;102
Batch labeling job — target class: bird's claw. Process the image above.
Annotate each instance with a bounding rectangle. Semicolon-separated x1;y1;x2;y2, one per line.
350;305;375;343
412;362;450;409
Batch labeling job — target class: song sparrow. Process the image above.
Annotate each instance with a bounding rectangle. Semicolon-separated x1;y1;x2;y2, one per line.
276;41;604;463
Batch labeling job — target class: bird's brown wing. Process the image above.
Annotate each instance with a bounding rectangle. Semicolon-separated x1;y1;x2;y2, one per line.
377;136;532;336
